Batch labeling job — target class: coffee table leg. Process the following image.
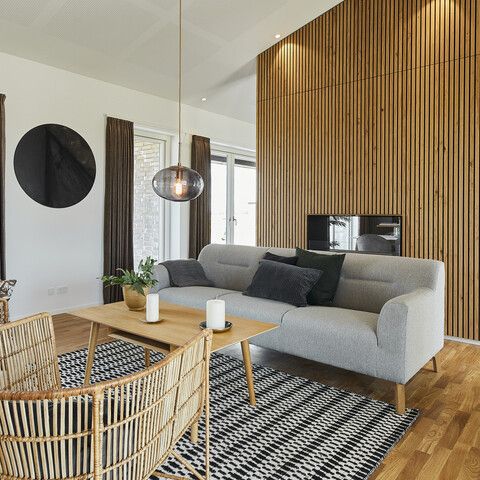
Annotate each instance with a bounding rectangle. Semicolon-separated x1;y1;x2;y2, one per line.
241;340;256;406
83;322;100;385
144;348;151;367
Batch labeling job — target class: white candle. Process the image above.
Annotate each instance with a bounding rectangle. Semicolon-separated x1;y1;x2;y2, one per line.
146;293;160;323
206;299;225;329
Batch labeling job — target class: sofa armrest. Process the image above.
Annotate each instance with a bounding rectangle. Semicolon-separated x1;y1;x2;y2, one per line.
377;287;444;383
150;265;171;293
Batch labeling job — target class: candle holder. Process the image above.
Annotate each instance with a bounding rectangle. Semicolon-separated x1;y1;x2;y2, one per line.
199;321;232;333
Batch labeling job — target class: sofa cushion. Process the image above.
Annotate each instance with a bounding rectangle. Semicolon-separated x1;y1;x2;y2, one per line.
244;260;322;307
159;286;236;309
198;244;269;291
221;292;298;325
278;306;379;376
296;248;345;305
332;255;443;313
4;397;133;476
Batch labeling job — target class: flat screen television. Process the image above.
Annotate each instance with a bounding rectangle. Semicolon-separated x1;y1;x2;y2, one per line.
307;215;402;256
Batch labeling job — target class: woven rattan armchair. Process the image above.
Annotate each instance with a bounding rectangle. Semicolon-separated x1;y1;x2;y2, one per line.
0;313;212;480
0;298;8;324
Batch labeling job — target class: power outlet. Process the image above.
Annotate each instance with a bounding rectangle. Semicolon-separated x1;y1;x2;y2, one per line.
47;288;55;296
56;286;68;295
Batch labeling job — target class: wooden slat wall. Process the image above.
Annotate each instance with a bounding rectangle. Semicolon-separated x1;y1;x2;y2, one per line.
257;0;480;340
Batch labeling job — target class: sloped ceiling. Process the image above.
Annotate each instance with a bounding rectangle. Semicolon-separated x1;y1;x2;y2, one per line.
0;0;342;123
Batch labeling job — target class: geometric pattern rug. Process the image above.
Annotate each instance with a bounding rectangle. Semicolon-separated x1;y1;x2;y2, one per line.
59;341;419;480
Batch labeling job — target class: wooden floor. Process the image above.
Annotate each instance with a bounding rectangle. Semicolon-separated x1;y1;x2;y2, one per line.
54;314;480;480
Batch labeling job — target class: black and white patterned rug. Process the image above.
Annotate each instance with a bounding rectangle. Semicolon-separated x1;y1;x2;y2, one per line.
60;341;418;480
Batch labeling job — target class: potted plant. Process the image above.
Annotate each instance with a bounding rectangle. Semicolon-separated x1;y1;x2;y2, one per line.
101;257;158;311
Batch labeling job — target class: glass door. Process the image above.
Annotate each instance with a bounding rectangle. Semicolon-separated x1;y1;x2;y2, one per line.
233;158;256;246
210;148;256;246
211;153;228;244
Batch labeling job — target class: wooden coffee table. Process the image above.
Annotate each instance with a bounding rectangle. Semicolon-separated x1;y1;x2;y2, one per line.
73;301;278;407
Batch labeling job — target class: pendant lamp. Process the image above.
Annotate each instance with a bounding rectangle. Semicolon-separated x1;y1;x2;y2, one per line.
152;0;204;202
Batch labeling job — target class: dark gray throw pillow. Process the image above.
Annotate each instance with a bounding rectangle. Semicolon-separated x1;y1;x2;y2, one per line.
161;260;213;287
263;252;298;265
295;248;345;305
244;260;322;307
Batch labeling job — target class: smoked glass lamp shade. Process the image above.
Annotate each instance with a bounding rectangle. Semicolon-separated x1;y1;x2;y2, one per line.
152;165;204;202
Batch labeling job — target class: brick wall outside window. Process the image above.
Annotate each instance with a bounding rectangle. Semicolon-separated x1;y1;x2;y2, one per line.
133;138;164;267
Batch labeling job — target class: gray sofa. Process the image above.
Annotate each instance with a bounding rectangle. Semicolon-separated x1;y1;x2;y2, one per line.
153;244;445;413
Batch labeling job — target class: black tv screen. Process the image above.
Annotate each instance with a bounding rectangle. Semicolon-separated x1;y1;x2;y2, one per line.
307;215;402;256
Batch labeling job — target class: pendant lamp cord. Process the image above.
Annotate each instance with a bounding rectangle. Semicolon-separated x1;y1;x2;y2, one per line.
177;0;182;167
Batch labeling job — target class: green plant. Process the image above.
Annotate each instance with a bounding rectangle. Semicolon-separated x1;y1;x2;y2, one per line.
101;257;158;295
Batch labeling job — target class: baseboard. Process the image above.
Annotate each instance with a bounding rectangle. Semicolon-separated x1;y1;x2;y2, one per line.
445;335;480;346
11;302;103;321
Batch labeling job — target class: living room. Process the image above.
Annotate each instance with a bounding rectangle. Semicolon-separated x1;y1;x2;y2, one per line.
0;0;478;479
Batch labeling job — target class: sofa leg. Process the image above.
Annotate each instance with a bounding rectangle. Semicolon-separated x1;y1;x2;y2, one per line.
432;355;439;373
395;384;406;414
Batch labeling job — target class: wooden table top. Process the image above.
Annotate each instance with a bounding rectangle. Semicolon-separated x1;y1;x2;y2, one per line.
72;301;278;352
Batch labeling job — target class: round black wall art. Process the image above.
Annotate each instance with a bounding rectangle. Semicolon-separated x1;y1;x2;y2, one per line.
14;124;96;208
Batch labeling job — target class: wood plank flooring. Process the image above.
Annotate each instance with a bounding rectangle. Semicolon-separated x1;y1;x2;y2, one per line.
53;314;480;480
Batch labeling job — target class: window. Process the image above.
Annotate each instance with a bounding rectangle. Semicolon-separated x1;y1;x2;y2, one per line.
210;147;256;246
133;130;170;266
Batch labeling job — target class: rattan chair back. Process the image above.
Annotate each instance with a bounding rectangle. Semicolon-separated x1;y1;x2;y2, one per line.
0;298;9;324
0;313;212;480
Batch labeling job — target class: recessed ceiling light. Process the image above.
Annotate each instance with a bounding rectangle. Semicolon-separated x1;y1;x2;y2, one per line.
275;34;281;39
201;97;207;102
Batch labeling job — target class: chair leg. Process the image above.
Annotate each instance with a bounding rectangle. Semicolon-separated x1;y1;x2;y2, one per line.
432;355;439;373
190;422;198;443
395;384;406;414
205;382;210;480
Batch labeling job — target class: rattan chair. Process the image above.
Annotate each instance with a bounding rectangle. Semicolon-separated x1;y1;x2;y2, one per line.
0;297;8;324
0;313;212;480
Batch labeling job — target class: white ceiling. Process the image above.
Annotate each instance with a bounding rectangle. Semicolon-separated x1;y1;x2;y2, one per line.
0;0;342;124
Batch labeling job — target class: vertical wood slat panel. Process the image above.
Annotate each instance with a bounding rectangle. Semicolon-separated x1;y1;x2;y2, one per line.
256;0;480;341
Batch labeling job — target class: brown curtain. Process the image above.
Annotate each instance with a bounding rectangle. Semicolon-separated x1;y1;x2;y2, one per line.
189;135;211;259
0;95;6;279
103;117;134;303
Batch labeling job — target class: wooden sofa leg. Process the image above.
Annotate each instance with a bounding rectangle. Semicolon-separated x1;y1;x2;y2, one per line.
395;384;406;415
432;355;439;373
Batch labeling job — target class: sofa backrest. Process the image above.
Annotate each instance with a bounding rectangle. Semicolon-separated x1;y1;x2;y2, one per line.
198;244;269;291
198;244;444;313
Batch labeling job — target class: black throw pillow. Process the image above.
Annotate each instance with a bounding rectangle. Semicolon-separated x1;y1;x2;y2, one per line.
161;260;213;287
295;248;345;305
244;260;322;307
263;252;298;265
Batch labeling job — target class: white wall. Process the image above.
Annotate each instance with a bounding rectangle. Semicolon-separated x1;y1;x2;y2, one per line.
0;52;255;319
